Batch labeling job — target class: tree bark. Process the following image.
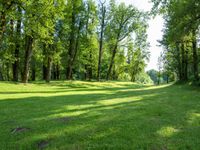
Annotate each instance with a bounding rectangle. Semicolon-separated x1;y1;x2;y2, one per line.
0;65;3;81
66;3;76;80
106;44;118;80
66;17;82;80
46;57;52;83
43;65;47;80
184;44;188;81
13;7;22;81
31;59;36;81
192;32;199;81
6;63;10;81
88;51;93;80
56;64;60;80
97;5;106;81
106;26;121;80
176;43;182;80
22;35;34;83
181;43;187;81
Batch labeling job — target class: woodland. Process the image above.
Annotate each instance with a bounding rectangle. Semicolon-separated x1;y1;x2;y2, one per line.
0;0;200;149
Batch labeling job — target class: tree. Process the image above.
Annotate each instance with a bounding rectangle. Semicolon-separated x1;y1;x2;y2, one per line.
151;0;200;82
106;2;142;80
97;0;107;81
0;0;150;83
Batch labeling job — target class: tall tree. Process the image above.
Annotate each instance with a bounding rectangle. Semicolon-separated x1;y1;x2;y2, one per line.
97;0;107;81
106;2;141;80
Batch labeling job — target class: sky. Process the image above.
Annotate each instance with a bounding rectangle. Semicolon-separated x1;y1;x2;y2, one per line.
117;0;164;71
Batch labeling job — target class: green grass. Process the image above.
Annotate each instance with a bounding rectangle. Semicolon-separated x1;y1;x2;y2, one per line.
0;81;199;150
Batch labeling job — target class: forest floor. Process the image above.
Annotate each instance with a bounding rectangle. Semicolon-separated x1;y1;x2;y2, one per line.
0;81;199;150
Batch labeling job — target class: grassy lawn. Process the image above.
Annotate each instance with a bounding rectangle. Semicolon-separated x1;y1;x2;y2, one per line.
0;81;199;150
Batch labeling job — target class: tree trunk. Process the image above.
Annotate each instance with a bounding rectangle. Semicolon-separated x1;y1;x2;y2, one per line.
157;72;160;85
31;59;36;81
106;44;118;80
6;63;10;81
106;29;121;80
88;52;93;80
52;64;56;80
66;4;76;80
8;19;14;81
13;6;21;82
46;57;52;83
22;35;34;83
0;66;3;81
131;71;135;82
176;43;182;80
192;32;199;81
56;64;60;80
166;74;169;84
185;45;188;81
43;65;47;80
66;18;82;80
97;6;106;81
181;43;186;81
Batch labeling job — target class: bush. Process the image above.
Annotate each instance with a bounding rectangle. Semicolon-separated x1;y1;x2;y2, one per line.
135;72;154;84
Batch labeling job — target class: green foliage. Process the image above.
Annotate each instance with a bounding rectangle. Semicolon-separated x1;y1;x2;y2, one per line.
135;72;153;84
147;69;159;84
151;0;200;82
0;0;149;82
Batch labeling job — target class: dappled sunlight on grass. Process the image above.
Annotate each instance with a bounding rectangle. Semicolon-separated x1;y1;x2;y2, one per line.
0;81;199;149
187;112;200;126
157;126;179;137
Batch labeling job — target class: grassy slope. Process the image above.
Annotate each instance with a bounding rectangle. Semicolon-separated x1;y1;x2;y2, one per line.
0;81;199;150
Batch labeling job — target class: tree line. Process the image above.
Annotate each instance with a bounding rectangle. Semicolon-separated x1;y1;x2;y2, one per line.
0;0;150;83
151;0;200;83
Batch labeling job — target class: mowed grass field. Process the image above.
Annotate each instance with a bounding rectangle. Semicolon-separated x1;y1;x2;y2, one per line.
0;81;199;150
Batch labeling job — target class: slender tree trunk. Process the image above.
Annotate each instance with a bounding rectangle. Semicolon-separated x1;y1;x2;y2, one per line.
88;52;93;80
185;44;188;81
52;64;56;80
106;44;118;80
106;29;121;80
22;35;34;83
66;62;73;80
6;63;10;81
66;18;82;80
176;43;182;80
46;57;52;83
13;7;21;82
31;59;36;81
43;65;47;80
6;19;14;81
192;32;199;81
181;43;186;81
97;6;106;81
112;65;116;80
131;71;135;82
157;71;160;85
0;65;3;80
66;4;76;80
8;19;14;81
42;44;47;80
166;75;169;84
56;64;60;80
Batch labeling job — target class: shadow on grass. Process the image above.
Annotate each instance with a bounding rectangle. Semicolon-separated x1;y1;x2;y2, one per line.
0;83;199;149
0;81;150;95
